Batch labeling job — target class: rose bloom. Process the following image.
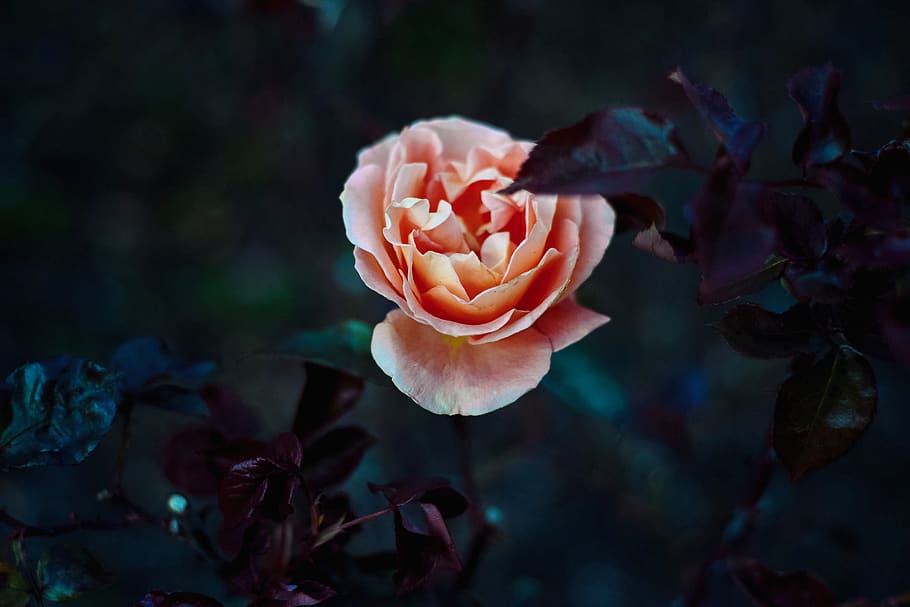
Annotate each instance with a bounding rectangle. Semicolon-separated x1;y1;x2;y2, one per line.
341;117;614;415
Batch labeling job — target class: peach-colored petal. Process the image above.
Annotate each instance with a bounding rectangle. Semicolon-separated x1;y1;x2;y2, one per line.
371;310;552;415
341;165;400;289
414;117;513;159
502;194;557;282
352;248;407;308
389;163;428;203
556;194;615;297
356;132;397;169
411;249;470;300
480;231;515;274
449;251;501;298
534;297;610;352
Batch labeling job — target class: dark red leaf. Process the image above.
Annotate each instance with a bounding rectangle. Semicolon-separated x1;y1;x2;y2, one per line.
392;504;462;594
773;345;877;481
835;229;910;268
200;385;260;439
292;363;364;443
267;432;304;470
783;259;850;304
501;108;688;195
136;590;225;607
608;193;667;234
729;557;835;607
882;300;910;368
692;166;778;304
301;426;375;491
762;192;827;261
270;581;336;606
787;63;851;169
814;163;899;228
866;139;910;203
631;226;697;264
669;67;767;172
219;434;303;524
717;303;824;359
162;428;264;496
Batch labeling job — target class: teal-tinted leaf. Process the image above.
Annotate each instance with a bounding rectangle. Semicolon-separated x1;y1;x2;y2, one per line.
36;545;111;602
542;344;627;421
275;321;389;385
773;345;877;481
0;358;120;468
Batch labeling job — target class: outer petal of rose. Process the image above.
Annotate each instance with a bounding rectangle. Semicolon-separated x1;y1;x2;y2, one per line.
560;194;616;296
533;297;610;352
415;117;513;159
356;132;398;169
353;248;408;310
371;310;552;415
341;165;401;288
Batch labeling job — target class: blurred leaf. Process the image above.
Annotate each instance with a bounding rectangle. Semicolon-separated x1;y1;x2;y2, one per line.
543;344;627;420
0;562;31;607
631;226;697;264
109;338;215;415
293;363;364;443
301;426;375;491
730;557;834;607
788;63;851;169
883;300;910;368
762;192;827;261
669;67;767;172
199;384;260;439
35;545;111;602
135;590;224;607
162;428;264;496
865;139;910;204
277;321;389;384
814;163;898;229
717;303;824;359
698;256;787;305
267;581;336;606
608;193;667;234
783;258;850;304
219;433;302;524
501;107;689;195
835;229;910;268
0;358;120;468
392;504;462;594
693;168;778;304
773;345;877;481
369;477;468;519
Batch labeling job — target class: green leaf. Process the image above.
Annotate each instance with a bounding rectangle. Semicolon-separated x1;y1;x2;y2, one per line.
542;344;627;420
273;321;390;385
773;345;877;481
0;358;121;468
36;545;111;602
0;562;31;607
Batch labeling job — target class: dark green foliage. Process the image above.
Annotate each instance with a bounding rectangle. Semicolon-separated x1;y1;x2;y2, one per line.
35;545;111;602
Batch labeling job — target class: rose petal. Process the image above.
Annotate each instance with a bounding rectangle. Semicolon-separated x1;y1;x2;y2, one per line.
555;195;615;296
341;165;401;289
533;297;610;352
414;117;513;159
371;310;552;415
353;248;407;308
503;194;557;282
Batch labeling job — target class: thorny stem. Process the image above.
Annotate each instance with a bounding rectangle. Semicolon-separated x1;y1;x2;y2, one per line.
676;436;776;607
451;416;497;590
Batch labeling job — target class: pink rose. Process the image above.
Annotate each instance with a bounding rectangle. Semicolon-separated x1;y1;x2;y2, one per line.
341;117;615;415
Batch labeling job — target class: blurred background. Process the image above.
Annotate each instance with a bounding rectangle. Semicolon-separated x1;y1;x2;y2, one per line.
2;1;909;605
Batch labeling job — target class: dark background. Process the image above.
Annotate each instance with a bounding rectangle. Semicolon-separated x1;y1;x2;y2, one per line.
2;1;909;605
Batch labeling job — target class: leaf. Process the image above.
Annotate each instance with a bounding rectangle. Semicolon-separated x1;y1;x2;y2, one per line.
276;321;389;384
717;303;824;359
729;557;835;607
542;344;628;420
882;301;910;368
669;67;767;172
762;192;827;261
782;258;850;304
0;358;120;468
692;168;778;303
368;477;468;519
608;193;667;234
269;581;336;606
109;338;215;415
301;426;376;491
835;229;910;268
135;590;225;607
292;363;364;443
698;256;788;305
199;384;260;439
0;562;31;607
631;226;697;264
814;163;899;228
773;345;877;481
162;428;264;496
866;139;910;204
787;63;851;169
500;107;689;195
218;433;303;524
35;545;111;602
392;504;462;594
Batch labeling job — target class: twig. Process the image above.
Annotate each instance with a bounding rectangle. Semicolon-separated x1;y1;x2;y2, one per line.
675;437;776;607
